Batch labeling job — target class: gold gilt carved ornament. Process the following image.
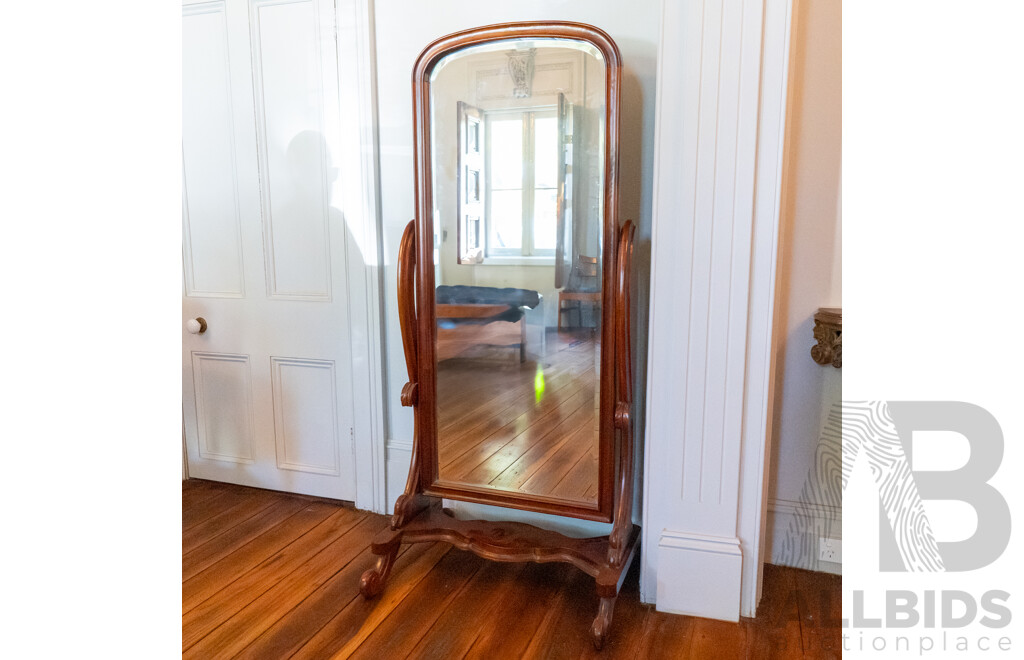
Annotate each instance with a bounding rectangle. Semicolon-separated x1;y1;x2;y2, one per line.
811;307;841;368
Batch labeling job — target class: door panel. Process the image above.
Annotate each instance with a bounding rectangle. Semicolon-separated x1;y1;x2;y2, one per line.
251;0;334;300
191;352;255;463
182;2;245;298
270;357;341;475
182;0;357;501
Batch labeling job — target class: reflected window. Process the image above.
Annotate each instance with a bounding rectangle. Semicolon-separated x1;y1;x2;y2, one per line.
478;108;558;259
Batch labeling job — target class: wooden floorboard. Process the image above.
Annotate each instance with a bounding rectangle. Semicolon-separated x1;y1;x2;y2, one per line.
462;561;570;659
181;479;228;510
182;501;342;618
182;497;309;581
292;543;450;659
405;560;529;660
186;513;381;658
346;549;485;660
747;563;804;659
793;567;842;659
182;488;279;554
183;481;841;659
233;544;412;659
182;484;252;531
521;564;601;658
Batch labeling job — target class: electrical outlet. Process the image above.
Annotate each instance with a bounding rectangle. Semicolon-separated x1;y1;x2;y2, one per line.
819;537;842;563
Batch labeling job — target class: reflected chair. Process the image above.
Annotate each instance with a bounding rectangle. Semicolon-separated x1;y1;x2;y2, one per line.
558;254;600;330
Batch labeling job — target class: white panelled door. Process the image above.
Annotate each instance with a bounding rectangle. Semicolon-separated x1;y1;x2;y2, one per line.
182;0;358;500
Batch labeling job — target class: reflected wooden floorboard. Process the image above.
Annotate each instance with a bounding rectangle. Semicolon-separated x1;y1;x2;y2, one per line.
436;329;600;504
437;343;594;448
437;369;593;462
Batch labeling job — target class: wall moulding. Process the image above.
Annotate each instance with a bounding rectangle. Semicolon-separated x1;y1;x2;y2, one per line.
642;0;794;619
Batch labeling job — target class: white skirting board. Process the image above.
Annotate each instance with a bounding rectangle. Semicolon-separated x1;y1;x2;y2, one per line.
656;530;744;622
766;498;842;575
385;441;413;511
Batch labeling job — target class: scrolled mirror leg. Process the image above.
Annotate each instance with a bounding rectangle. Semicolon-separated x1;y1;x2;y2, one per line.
359;530;402;599
591;596;617;650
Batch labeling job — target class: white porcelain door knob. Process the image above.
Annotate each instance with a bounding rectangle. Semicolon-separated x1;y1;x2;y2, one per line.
187;317;208;334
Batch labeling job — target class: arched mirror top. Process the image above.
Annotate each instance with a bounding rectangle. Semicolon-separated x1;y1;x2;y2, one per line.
412;22;622;82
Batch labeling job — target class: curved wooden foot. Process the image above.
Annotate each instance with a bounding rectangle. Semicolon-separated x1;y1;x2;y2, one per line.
591;596;616;650
359;547;397;598
359;530;402;599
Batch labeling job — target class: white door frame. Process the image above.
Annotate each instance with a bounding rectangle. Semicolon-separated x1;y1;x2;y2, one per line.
641;0;794;619
336;0;388;514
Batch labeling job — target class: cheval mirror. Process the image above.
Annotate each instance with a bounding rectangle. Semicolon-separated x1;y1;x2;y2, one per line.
359;22;637;649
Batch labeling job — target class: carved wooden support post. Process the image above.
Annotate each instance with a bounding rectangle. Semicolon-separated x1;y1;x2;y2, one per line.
811;307;842;368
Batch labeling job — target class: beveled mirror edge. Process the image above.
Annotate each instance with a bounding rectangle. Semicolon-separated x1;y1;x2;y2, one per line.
411;21;622;522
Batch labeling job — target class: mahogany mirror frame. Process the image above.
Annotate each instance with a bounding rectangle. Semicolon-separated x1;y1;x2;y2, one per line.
414;21;622;522
360;22;638;649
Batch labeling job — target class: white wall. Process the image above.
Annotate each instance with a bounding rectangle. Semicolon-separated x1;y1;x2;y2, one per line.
765;0;843;574
373;0;660;524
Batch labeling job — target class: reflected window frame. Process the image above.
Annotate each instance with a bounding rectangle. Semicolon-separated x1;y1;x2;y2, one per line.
483;106;558;260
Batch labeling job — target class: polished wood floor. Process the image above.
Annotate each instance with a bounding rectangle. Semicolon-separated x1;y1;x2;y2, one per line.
183;480;841;659
436;329;600;505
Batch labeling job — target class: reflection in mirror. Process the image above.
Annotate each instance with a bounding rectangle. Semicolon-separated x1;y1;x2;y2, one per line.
430;38;605;507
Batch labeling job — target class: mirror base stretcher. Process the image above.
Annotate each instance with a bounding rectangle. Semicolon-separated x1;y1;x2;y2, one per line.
360;501;640;650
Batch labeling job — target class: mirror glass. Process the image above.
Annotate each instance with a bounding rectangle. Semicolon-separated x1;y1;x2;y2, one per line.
429;38;605;507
